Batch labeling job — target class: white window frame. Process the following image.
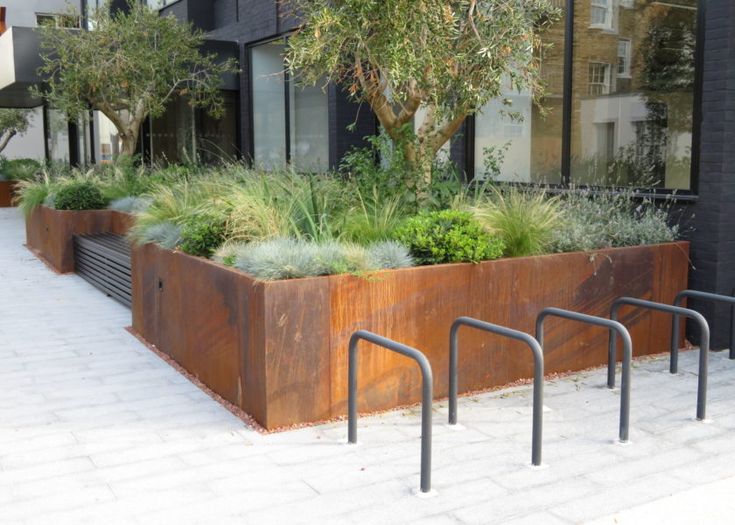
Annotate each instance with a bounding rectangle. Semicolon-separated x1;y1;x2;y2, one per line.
617;39;631;78
588;62;611;96
590;0;613;29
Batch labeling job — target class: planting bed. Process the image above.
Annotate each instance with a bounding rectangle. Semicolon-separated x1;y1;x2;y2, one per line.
25;206;133;273
0;181;17;207
131;241;690;430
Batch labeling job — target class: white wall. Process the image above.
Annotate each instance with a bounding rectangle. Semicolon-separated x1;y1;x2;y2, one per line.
3;0;82;27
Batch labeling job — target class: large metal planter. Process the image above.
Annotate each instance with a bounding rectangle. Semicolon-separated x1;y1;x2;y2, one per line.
0;180;17;207
25;206;133;273
131;241;690;430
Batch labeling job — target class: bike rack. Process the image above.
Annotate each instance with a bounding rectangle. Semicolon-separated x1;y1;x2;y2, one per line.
348;330;434;494
671;290;735;369
448;316;544;466
610;297;710;421
536;307;633;443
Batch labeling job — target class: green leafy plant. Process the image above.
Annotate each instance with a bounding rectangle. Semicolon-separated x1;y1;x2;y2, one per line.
53;181;108;211
0;158;41;182
178;213;227;258
471;186;563;257
394;210;505;265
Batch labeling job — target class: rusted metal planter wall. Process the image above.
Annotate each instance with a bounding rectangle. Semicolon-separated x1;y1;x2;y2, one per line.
0;181;17;207
132;241;690;430
25;206;133;273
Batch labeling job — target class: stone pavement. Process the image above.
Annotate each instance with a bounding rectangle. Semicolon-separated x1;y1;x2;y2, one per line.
2;207;735;524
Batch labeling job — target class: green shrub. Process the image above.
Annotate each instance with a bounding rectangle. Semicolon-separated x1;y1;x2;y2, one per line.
53;181;108;211
471;187;563;257
178;213;227;257
0;158;41;182
549;188;678;252
394;210;505;265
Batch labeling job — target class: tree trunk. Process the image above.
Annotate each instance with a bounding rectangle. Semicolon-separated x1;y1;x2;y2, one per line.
119;129;139;157
0;130;17;155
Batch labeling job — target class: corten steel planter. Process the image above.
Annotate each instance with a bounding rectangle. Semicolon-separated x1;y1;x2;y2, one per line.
0;181;17;207
25;206;134;273
131;241;690;430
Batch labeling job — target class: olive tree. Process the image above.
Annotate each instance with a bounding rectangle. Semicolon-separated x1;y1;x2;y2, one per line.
287;0;560;190
0;109;32;155
36;0;237;157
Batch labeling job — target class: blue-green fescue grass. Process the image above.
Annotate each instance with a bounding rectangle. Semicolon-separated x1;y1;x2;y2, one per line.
229;238;414;281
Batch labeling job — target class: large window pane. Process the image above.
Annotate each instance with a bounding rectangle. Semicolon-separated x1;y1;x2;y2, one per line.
290;83;329;172
570;0;697;190
474;7;566;183
251;40;330;171
251;41;287;169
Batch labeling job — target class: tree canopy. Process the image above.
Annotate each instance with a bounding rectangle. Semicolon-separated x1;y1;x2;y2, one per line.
36;0;238;157
286;0;560;190
0;109;32;155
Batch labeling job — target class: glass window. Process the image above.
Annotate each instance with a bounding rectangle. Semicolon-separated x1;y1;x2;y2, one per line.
617;39;631;77
588;62;611;95
473;5;566;183
250;40;329;172
571;0;698;190
590;0;612;28
251;41;287;169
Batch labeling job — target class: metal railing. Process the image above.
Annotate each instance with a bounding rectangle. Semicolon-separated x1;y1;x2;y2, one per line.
448;316;544;466
611;297;710;420
671;290;735;367
348;330;433;493
536;307;633;443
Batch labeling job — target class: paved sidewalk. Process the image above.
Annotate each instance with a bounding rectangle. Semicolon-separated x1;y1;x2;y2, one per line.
2;207;735;524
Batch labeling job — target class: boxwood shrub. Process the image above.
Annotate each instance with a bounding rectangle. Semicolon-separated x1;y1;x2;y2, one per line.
53;181;108;211
394;209;505;265
178;213;227;258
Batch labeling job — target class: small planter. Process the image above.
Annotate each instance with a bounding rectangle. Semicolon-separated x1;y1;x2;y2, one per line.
131;241;690;430
25;206;134;273
0;180;18;207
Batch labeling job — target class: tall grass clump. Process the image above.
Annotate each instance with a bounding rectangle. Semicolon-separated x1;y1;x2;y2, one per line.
471;186;564;257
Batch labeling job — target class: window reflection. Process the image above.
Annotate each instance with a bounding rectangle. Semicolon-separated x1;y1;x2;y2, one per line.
571;0;697;190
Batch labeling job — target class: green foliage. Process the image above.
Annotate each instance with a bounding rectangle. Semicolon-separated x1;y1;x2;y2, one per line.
0;158;41;182
0;110;32;155
53;181;108;211
471;186;563;257
550;188;679;252
341;187;408;243
178;213;227;257
35;0;238;156
394;209;505;265
14;172;58;215
287;0;560;182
